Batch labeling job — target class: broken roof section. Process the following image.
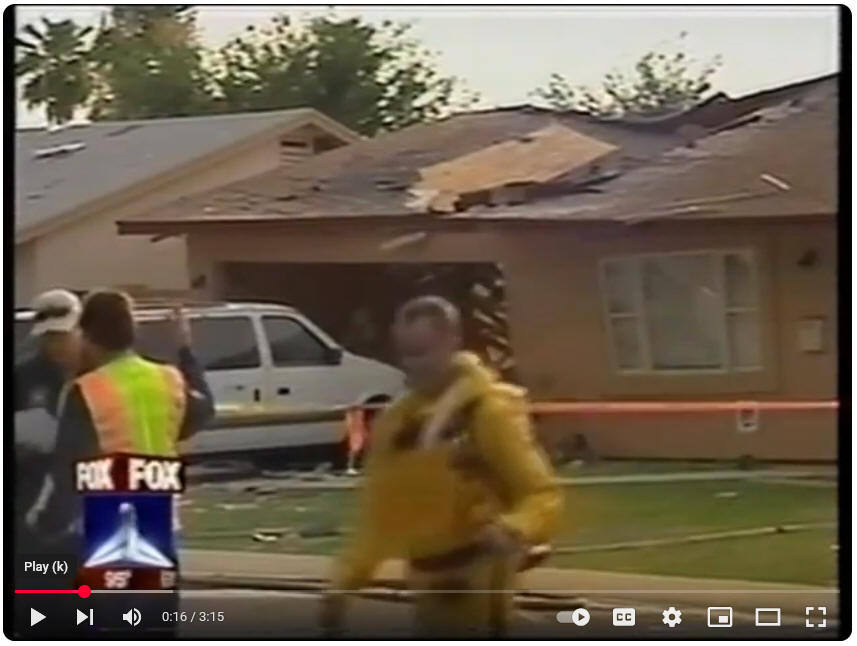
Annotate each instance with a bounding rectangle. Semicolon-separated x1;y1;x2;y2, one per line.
125;72;838;232
481;75;838;223
409;124;619;213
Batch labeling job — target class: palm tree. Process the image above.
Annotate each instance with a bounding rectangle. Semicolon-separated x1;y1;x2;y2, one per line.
16;18;93;124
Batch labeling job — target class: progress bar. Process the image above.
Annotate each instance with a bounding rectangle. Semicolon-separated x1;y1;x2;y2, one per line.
91;589;176;594
15;586;175;596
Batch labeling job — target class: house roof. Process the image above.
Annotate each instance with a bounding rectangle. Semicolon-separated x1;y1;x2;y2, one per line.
468;75;838;222
120;73;838;235
15;107;359;240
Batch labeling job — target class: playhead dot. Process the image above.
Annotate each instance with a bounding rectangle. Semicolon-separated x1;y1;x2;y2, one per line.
78;585;91;598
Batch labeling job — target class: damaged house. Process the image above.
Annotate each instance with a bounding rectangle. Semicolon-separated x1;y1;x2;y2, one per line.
119;73;839;461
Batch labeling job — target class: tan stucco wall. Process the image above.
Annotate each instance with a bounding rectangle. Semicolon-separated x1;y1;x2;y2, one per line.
16;124;335;304
185;218;837;461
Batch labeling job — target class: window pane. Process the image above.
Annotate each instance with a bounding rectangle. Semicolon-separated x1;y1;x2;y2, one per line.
263;317;328;366
603;260;637;314
727;311;761;368
643;254;724;370
610;317;644;370
135;320;177;363
725;253;755;308
191;317;260;370
137;317;260;370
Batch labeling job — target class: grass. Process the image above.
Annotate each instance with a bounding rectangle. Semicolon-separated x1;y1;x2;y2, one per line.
179;472;837;585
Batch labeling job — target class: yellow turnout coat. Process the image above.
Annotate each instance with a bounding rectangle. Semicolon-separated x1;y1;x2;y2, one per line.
332;352;563;592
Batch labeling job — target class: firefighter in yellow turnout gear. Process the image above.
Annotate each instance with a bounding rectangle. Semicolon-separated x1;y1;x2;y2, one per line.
324;296;563;637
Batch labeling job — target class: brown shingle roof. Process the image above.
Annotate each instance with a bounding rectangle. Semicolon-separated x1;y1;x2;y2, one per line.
127;73;838;233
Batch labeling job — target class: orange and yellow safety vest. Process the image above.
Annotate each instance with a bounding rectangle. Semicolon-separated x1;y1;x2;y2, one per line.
76;353;186;456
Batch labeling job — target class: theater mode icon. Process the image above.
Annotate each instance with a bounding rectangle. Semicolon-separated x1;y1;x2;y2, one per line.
84;502;173;568
755;608;781;627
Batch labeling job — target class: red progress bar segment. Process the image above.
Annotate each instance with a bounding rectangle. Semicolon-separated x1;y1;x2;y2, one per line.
16;585;91;598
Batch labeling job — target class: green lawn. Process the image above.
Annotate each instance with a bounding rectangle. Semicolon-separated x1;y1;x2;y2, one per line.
180;475;837;585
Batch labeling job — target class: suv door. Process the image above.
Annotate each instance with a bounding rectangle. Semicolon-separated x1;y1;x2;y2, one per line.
136;313;264;405
260;315;348;407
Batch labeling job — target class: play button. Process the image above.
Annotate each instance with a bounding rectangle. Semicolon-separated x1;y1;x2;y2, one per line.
571;608;591;626
30;608;46;627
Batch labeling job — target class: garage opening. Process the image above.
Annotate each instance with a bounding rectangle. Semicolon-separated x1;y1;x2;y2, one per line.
218;262;516;379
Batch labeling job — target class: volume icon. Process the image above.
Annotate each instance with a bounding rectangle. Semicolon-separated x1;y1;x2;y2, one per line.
122;608;141;627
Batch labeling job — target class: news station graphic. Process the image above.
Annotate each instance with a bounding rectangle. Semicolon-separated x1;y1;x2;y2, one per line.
75;454;184;591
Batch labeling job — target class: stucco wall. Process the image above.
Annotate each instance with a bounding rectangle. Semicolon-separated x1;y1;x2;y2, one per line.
185;217;837;461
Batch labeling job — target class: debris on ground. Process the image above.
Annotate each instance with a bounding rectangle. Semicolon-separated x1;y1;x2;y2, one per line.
714;491;739;498
217;502;259;511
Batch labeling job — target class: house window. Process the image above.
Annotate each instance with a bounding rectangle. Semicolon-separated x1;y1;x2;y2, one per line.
601;250;761;373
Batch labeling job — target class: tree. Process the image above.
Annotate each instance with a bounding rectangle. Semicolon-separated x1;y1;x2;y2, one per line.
211;15;475;135
16;18;93;124
535;33;722;117
88;5;212;120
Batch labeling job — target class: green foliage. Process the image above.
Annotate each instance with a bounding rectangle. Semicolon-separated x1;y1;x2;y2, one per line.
211;15;475;134
15;18;93;124
86;5;212;120
17;10;473;132
535;33;722;117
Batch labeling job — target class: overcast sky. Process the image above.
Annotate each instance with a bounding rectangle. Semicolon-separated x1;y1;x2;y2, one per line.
15;5;840;127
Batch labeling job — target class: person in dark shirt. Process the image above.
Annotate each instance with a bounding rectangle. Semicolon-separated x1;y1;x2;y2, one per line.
15;290;85;558
15;289;83;416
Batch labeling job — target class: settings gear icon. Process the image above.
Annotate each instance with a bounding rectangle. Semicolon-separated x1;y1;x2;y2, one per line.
662;606;682;627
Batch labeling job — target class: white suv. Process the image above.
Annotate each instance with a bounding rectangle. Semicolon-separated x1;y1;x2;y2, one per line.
15;302;404;456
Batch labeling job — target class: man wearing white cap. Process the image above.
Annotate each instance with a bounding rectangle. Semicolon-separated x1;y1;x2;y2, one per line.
15;289;84;561
15;289;83;416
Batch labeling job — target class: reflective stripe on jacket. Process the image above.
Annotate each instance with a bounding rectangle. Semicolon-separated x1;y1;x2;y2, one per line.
75;353;186;456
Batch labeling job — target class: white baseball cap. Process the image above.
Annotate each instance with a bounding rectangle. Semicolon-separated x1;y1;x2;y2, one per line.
30;289;82;336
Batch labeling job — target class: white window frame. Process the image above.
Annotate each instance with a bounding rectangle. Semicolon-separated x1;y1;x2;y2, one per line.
599;248;762;375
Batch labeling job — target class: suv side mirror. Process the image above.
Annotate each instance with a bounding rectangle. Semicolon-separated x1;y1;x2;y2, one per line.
325;346;343;365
